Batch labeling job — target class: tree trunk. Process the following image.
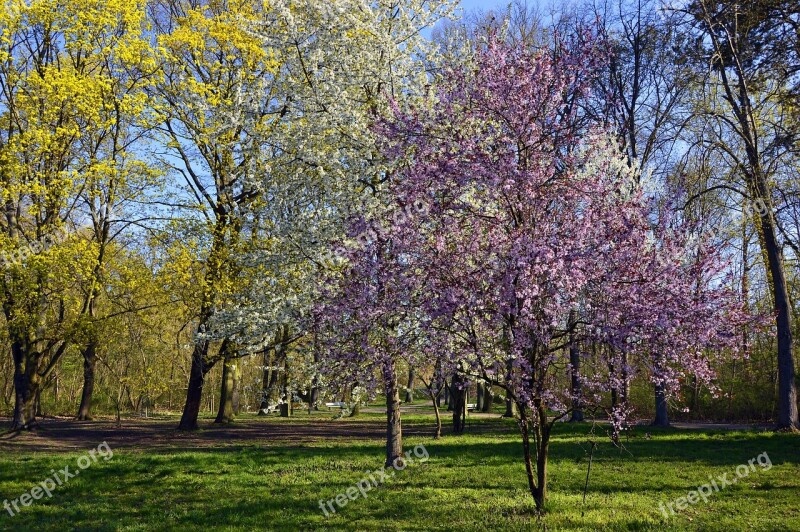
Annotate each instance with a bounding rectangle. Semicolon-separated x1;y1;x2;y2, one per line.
504;396;516;418
384;358;403;468
568;309;584;422
476;382;484;411
232;362;240;415
404;367;415;403
432;393;442;439
215;355;235;424
279;357;291;418
178;342;214;431
76;340;97;421
271;326;290;417
451;373;467;433
259;345;275;415
309;347;320;412
11;341;38;430
519;404;550;513
653;381;670;427
503;357;515;418
482;384;492;413
759;214;799;430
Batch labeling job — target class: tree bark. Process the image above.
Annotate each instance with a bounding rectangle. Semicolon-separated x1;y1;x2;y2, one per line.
232;362;240;415
11;340;38;430
653;381;670;427
278;327;291;417
384;358;403;468
215;354;235;424
404;367;415;403
432;394;442;439
451;373;467;433
568;309;584;422
178;341;215;431
482;384;492;413
259;345;275;415
760;213;799;430
519;404;551;513
309;346;320;412
76;339;97;421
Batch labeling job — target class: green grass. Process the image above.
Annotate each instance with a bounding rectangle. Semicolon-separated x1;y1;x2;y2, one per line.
0;415;797;531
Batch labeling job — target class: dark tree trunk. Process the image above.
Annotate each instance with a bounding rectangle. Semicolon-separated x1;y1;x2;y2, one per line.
451;373;467;433
76;340;97;421
384;358;403;468
690;374;699;415
34;388;43;417
503;357;515;418
503;393;516;418
404;367;415;403
309;347;320;412
11;341;38;430
215;354;235;424
653;381;670;427
760;214;799;430
178;341;214;431
476;382;484;411
568;310;584;422
482;384;492;413
432;393;442;439
445;380;452;410
519;404;551;513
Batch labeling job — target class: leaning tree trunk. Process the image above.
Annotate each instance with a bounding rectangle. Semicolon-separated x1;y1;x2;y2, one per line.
76;339;97;421
178;341;214;431
757;210;799;430
384;357;403;468
432;392;442;439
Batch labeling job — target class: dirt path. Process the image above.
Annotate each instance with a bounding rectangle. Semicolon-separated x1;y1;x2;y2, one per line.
0;416;443;453
0;413;770;454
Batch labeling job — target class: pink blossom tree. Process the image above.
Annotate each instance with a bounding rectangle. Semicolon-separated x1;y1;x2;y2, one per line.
318;30;759;511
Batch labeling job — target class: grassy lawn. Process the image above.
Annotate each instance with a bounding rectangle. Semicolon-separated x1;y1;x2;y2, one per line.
0;412;797;531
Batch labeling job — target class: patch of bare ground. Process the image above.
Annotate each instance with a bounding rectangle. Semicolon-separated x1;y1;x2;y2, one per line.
0;414;512;453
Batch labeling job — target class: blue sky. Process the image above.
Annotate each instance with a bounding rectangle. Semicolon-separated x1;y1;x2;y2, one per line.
458;0;516;15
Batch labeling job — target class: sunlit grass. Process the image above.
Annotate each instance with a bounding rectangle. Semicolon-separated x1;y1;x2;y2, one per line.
0;415;797;531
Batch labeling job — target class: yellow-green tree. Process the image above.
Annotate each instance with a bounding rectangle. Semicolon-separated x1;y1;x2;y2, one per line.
0;0;154;429
150;0;285;430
